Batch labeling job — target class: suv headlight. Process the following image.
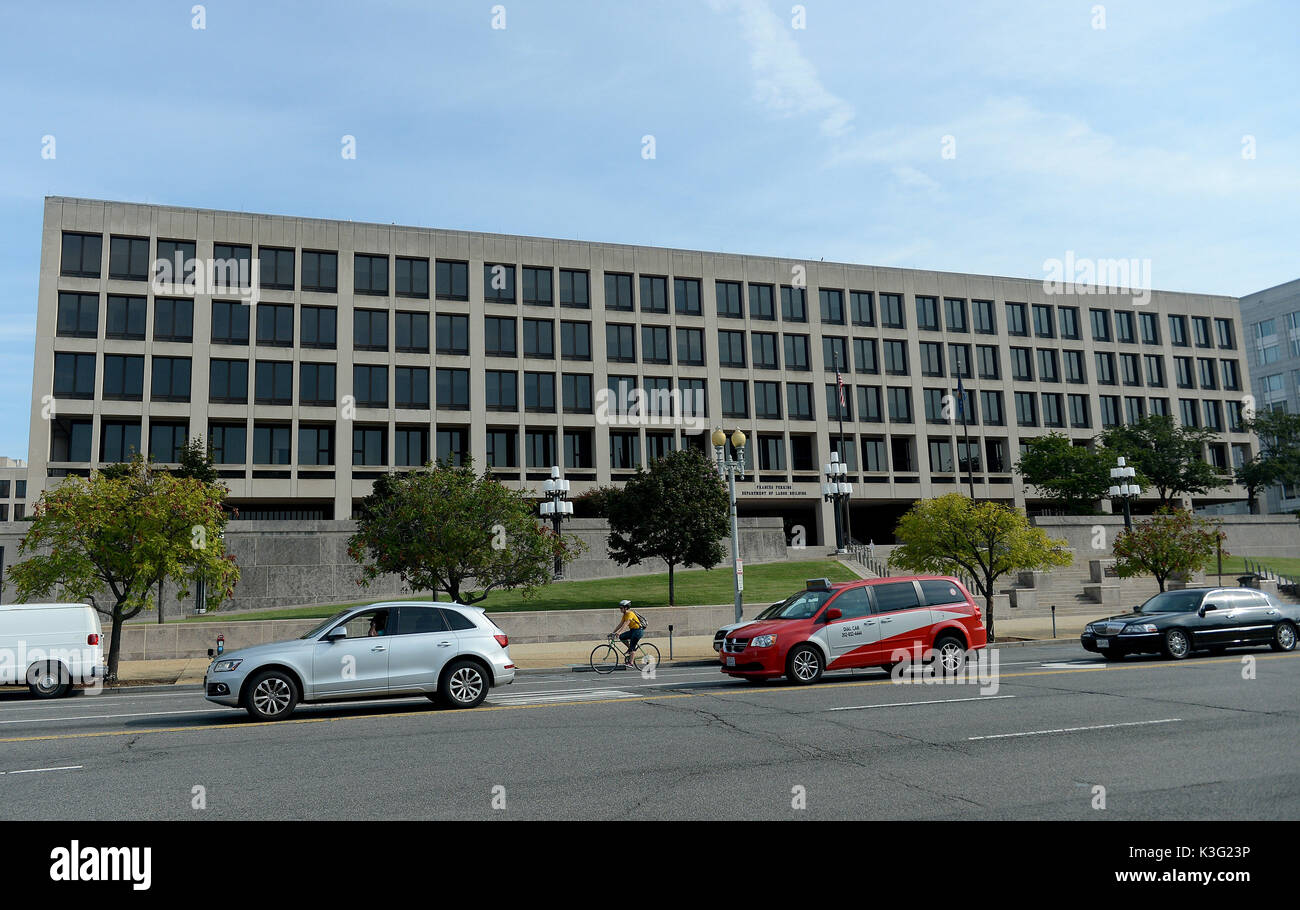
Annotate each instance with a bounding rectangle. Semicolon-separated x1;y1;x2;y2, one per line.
751;634;777;648
1122;623;1158;634
211;659;243;672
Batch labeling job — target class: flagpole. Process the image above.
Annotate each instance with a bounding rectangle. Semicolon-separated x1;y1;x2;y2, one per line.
960;379;976;500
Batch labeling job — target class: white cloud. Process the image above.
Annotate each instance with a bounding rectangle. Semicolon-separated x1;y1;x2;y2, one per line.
709;0;855;137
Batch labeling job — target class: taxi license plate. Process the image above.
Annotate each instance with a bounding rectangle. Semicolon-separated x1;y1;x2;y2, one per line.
726;656;736;666
1096;638;1109;649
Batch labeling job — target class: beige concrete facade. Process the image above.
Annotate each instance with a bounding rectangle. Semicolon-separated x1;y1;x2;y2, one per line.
28;197;1256;546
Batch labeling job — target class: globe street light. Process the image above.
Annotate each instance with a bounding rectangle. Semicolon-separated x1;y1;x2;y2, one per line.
539;465;573;579
1108;456;1141;532
822;451;853;554
712;428;747;623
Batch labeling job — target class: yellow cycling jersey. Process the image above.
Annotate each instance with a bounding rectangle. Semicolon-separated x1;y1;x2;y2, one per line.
624;610;642;630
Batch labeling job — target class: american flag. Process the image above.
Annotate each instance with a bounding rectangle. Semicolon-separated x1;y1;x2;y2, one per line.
836;368;846;408
956;378;966;420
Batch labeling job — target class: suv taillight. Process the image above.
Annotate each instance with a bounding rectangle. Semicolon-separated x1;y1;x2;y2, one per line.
494;634;509;648
88;634;100;645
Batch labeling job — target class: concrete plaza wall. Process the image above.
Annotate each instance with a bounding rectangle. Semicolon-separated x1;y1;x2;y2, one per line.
0;517;789;616
1030;514;1300;560
103;602;744;661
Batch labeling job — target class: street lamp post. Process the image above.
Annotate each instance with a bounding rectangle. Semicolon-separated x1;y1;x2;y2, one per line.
822;452;853;554
539;465;573;579
1108;456;1141;532
712;428;747;623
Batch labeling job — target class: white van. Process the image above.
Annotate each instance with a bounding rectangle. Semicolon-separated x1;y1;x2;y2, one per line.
0;603;106;697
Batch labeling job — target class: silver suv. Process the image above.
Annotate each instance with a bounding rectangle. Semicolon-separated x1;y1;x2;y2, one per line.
204;601;516;720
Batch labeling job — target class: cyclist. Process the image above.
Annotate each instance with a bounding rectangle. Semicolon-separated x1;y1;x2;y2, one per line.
610;600;644;667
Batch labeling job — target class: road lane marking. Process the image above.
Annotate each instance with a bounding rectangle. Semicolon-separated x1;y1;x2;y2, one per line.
491;689;636;705
1;765;83;775
828;695;1016;711
967;718;1183;741
0;708;218;726
0;653;1293;744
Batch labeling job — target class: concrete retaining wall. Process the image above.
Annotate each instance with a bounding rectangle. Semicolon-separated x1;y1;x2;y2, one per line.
1;516;788;616
1030;514;1300;559
103;603;746;661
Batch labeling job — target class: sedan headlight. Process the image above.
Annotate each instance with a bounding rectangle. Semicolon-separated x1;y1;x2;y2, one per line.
1085;623;1096;633
1121;623;1158;634
211;659;243;672
751;634;777;648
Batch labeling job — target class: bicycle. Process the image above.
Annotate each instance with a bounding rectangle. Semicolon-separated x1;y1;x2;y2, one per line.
590;635;661;674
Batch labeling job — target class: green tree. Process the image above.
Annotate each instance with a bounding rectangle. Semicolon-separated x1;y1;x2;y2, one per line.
1015;433;1112;513
604;448;730;605
889;493;1072;641
1238;409;1300;513
8;456;240;679
347;459;583;604
1111;508;1224;592
173;436;219;485
1098;415;1227;508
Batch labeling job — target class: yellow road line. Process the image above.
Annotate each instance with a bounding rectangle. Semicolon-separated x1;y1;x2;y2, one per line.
0;652;1293;745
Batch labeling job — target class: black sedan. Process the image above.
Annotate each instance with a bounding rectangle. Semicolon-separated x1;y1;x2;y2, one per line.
1081;587;1300;660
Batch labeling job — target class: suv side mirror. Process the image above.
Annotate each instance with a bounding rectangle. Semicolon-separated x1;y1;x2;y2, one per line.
324;626;348;641
824;607;842;622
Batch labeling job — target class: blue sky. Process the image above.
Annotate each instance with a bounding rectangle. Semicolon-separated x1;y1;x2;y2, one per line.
0;0;1296;460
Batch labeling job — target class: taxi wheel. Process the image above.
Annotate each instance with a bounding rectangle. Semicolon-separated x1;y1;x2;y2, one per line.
786;645;824;685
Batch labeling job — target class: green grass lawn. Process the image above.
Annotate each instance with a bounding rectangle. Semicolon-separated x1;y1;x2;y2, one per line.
1212;555;1300;578
173;558;858;623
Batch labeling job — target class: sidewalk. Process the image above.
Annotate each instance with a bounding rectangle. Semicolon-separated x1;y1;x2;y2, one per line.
105;610;1096;686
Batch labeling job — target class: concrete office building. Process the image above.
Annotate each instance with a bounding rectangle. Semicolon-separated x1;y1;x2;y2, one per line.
0;458;28;522
1238;277;1300;514
27;197;1257;546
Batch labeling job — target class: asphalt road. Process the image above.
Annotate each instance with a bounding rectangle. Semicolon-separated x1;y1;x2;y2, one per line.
1;642;1297;820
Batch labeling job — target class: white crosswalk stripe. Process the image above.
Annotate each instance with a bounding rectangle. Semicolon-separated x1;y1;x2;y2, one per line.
489;688;638;706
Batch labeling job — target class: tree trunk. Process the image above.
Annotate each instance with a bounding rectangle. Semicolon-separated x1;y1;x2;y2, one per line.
668;562;675;606
984;585;996;643
106;605;126;681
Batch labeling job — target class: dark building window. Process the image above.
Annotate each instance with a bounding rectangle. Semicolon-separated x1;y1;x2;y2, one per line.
642;325;671;363
61;232;102;278
212;244;252;290
395;366;430;409
354;254;389;295
436;368;470;409
716;280;743;318
153;298;193;342
300;306;337;349
721;379;748;418
605;273;634;311
484;263;517;303
787;383;814;420
103;354;144;401
606;323;636;362
972;299;995;334
436;260;469;300
881;293;905;329
437;427;469;466
754;381;782;418
353;426;387;466
253;424;292;465
1059;306;1080;339
821;289;846;325
486;429;518;468
257;304;294;347
677;327;704;365
749;283;775;320
394;427;428;467
396;257;429;298
301;425;336;466
53;352;96;399
353;364;388;408
50;418;93;462
944;298;968;333
560;269;590;308
210;423;247;464
299;362;335;406
302;250;338;292
57;292;98;338
106;295;146;340
209;359;248;404
719;330;746;367
100;420;141;463
782;286;808;322
149;421;189;463
155;239;196;284
560;320;591;360
1033;304;1055;338
212;301;250;345
395;312;430;353
521;266;553;307
436;314;469;354
354;309;388;351
752;332;779;370
525;372;556;412
258;246;295;290
523;318;555;358
485;370;518;410
254;360;292;406
109;236;150;281
485;316;517;356
1005;303;1028;336
851;291;875;327
915;295;938;330
674;277;701;315
784;334;811;371
563;373;593;413
640;275;668;313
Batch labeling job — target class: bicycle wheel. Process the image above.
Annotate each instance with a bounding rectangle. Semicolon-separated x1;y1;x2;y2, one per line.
633;642;661;672
590;643;621;674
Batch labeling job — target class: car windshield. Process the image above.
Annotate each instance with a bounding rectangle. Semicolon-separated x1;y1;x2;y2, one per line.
299;610;351;639
770;590;834;620
1136;590;1206;614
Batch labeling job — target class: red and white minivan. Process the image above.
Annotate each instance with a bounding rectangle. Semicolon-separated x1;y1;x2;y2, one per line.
718;576;987;684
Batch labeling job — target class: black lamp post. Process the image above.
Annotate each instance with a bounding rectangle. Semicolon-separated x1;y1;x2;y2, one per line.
822;451;853;554
539;465;573;579
1108;456;1141;531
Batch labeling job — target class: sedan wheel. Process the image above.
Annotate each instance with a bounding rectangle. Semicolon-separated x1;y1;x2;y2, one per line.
1272;621;1297;653
440;660;489;708
1161;628;1191;660
244;671;298;720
